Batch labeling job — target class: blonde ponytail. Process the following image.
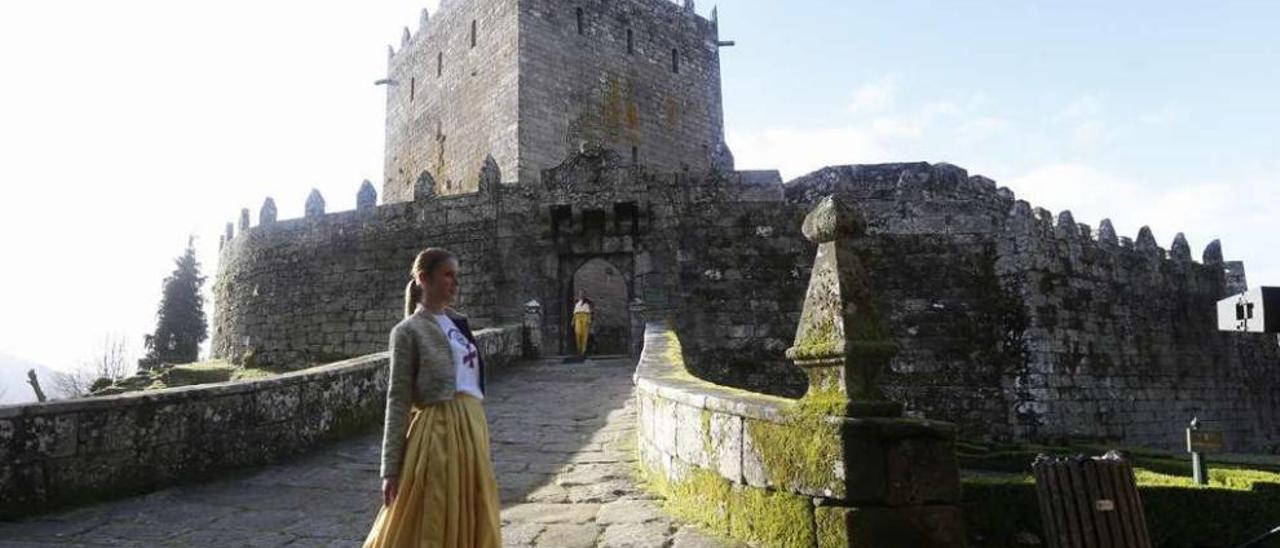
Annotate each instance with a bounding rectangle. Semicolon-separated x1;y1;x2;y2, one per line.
404;279;422;318
404;247;456;317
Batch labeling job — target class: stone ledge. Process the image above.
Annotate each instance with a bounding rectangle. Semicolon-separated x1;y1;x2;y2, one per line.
0;354;387;419
0;325;523;520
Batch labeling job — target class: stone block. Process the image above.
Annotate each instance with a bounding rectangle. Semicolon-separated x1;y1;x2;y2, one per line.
50;414;77;458
708;412;743;483
727;483;816;546
815;504;965;548
841;432;887;503
650;397;678;457
255;385;302;424
674;403;709;468
741;416;844;498
740;418;769;489
883;438;961;506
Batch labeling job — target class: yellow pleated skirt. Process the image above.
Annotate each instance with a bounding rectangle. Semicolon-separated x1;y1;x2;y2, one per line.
573;311;592;355
363;393;501;548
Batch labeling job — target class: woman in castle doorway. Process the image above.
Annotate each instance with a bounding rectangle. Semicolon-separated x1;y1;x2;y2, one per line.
572;291;593;356
363;248;501;548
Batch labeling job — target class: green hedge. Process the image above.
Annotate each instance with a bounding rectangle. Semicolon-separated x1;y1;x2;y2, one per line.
962;468;1280;548
958;441;1280;477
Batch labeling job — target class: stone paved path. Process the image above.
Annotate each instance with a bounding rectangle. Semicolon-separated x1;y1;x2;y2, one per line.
0;356;740;547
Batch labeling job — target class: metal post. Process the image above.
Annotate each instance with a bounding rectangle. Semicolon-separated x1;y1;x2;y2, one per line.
1187;416;1210;486
1192;451;1208;485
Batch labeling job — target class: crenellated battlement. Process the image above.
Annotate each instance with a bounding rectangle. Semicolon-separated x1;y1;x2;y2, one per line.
387;0;715;62
1002;194;1233;276
217;153;513;253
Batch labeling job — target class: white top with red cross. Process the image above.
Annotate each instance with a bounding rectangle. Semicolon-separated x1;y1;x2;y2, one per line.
430;312;483;400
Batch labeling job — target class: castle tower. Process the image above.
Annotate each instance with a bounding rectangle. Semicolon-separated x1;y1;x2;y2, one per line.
382;0;730;202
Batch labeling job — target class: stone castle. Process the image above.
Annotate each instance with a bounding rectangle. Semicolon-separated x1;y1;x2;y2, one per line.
381;0;730;200
212;0;1280;452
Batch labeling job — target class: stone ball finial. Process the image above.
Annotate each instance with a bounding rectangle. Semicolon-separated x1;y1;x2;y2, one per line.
801;195;866;244
789;194;898;417
357;179;377;210
402;26;411;47
305;188;325;218
1203;239;1224;265
260;197;277;225
1171;232;1192;261
238;208;250;232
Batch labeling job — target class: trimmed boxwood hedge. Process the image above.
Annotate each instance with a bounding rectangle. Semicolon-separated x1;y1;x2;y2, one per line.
960;441;1280;548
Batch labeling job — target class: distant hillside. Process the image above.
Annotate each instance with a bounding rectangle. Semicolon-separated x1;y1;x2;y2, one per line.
0;351;61;405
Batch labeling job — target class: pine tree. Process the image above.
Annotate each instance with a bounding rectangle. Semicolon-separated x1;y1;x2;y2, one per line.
140;236;208;369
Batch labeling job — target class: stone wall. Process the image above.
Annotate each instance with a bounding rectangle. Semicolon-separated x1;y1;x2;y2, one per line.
518;0;728;184
215;151;784;367
381;0;728;201
634;322;965;546
671;162;1280;452
214;187;516;368
383;0;520;201
993;200;1280;449
217;158;1280;453
775;163;1280;451
0;326;523;519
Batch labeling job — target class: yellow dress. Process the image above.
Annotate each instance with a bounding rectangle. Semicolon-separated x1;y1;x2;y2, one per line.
363;393;501;548
573;301;592;355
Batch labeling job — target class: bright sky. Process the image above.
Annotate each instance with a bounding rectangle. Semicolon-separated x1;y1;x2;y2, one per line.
1;0;1276;373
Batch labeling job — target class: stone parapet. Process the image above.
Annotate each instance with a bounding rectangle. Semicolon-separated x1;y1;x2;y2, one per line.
634;321;966;547
0;325;522;520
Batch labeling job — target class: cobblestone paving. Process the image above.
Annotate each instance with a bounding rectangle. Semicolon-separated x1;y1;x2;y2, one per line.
0;356;740;547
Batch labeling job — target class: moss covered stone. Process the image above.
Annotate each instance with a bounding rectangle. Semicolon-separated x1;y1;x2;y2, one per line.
745;400;844;497
639;460;815;546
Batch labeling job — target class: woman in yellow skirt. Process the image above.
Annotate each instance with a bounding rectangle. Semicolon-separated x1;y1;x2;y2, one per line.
364;248;502;548
572;291;593;356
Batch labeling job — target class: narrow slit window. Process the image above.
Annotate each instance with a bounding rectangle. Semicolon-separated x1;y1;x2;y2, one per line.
576;8;584;35
631;146;638;163
470;20;477;48
627;28;634;54
671;48;680;73
410;77;416;101
437;52;443;77
551;205;572;238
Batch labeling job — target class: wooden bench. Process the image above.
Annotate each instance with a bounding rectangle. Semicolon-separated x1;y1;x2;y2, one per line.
1032;451;1152;548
